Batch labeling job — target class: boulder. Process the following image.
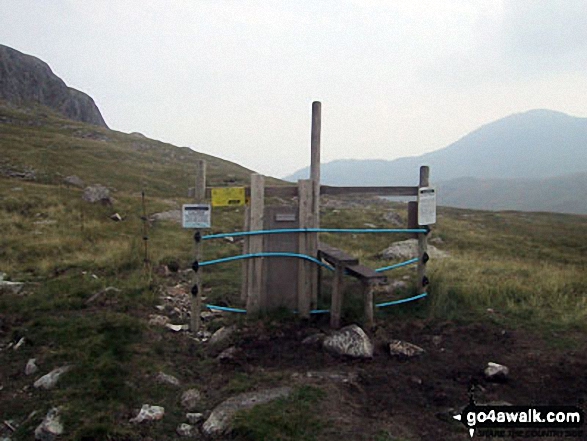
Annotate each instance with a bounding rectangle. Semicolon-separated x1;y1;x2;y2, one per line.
379;239;448;260
323;324;374;358
181;388;203;411
33;365;72;390
149;210;181;223
186;412;204;424
129;404;165;423
202;387;292;437
34;407;63;441
208;326;237;354
82;185;111;204
63;175;84;187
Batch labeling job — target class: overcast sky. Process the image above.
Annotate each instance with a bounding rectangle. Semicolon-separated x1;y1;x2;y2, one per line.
1;1;586;178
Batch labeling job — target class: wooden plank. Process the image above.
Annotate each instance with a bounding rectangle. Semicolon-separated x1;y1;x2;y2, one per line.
297;180;313;318
310;102;321;309
330;263;344;329
246;174;265;314
407;201;419;239
202;185;418;199
191;159;206;333
317;242;359;266
321;186;418;197
240;205;250;302
346;264;387;283
363;283;374;329
417;166;430;295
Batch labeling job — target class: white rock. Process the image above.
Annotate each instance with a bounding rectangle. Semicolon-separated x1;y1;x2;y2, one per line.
129;404;165;423
202;387;292;437
176;423;196;437
34;407;63;441
379;239;448;260
389;340;425;358
34;366;72;390
186;412;204;424
208;325;236;349
181;388;202;411
25;358;38;376
13;337;25;350
323;324;374;358
166;323;188;332
156;371;180;387
484;362;509;381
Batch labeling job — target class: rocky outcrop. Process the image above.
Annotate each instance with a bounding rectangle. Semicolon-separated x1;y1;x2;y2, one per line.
0;44;108;127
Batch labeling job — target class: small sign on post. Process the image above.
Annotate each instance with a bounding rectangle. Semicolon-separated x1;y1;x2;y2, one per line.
417;187;436;225
211;187;246;207
182;204;211;229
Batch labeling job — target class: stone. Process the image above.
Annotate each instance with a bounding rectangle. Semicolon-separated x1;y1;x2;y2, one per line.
323;324;374;359
33;365;71;390
82;185;111;204
34;407;63;441
389;340;425;358
166;323;188;332
176;423;197;437
0;278;24;294
217;346;241;364
148;314;170;327
301;333;326;347
13;337;25;350
181;388;202;411
186;412;204;424
379;239;449;260
208;326;236;353
109;213;122;222
202;387;292;437
156;371;180;387
25;358;38;376
129;404;165;423
484;362;509;382
149;210;181;223
63;175;84;187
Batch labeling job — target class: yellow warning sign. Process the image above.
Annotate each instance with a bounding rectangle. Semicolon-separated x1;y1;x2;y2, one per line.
211;187;246;207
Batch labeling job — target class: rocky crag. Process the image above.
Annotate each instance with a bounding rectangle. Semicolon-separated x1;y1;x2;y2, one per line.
0;44;107;127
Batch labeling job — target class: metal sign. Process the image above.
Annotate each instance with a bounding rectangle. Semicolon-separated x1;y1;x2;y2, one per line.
417;187;436;225
182;204;211;229
211;187;246;207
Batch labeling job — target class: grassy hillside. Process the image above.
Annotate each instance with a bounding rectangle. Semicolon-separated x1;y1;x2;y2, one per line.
1;109;586;440
0;101;282;197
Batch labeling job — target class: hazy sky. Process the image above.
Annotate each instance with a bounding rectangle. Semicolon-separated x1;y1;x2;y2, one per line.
1;1;586;178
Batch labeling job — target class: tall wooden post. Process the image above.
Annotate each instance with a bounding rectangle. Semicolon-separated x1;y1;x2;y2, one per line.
297;179;313;318
191;159;206;332
246;174;265;314
416;166;429;295
309;101;321;308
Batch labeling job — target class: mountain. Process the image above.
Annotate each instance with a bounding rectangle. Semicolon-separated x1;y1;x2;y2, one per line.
285;109;587;186
0;44;108;127
437;173;587;214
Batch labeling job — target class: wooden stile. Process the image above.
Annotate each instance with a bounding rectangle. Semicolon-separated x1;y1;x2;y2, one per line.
297;179;313;318
416;166;429;295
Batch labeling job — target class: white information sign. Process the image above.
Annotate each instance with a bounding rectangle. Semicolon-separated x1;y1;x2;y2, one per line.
182;204;211;229
417;187;436;225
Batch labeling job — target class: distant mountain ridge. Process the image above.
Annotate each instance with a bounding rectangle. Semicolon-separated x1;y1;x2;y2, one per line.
0;44;107;127
285;109;587;186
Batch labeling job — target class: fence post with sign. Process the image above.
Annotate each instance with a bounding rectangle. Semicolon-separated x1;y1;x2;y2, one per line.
186;160;210;332
416;165;435;295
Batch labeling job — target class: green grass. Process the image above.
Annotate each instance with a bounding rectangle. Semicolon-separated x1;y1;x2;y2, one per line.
232;386;326;441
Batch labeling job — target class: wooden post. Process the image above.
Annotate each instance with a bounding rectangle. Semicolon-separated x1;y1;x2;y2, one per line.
363;282;374;329
309;101;321;308
191;159;206;332
416;166;429;295
246;174;265;314
330;263;344;329
240;205;250;302
297;179;313;318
